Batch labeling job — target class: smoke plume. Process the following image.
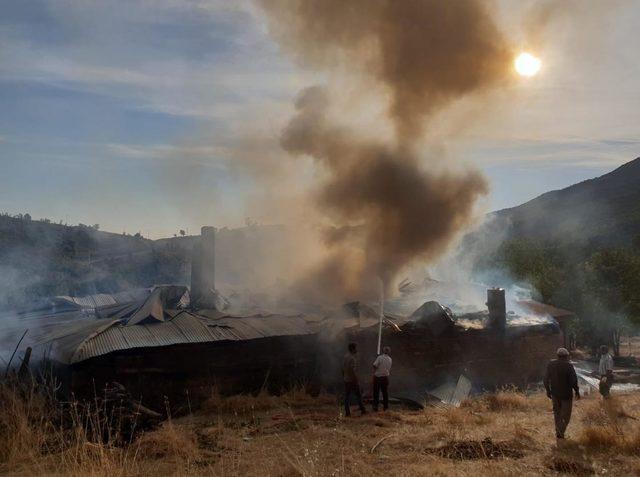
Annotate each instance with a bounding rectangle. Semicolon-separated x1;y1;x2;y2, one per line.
257;0;515;303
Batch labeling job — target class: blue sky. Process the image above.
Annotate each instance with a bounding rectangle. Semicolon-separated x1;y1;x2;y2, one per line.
1;0;639;238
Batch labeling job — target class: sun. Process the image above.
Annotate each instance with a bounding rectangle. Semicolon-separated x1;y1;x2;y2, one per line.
514;52;541;77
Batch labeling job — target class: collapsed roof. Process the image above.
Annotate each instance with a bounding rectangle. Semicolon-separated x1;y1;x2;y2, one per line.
1;286;314;366
0;284;563;368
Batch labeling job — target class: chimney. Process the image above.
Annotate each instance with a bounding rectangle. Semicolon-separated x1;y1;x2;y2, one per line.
191;226;216;306
487;288;506;331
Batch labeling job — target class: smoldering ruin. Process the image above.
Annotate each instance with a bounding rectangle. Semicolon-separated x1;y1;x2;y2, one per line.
6;0;640;474
0;0;579;411
1;227;570;410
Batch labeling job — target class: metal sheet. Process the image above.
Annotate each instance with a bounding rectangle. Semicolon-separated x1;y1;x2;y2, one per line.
141;322;185;346
215;318;263;340
217;315;313;339
450;375;472;407
206;324;243;341
90;294;118;308
3;287;315;364
428;375;472;407
172;313;218;343
120;324;158;348
77;327;127;362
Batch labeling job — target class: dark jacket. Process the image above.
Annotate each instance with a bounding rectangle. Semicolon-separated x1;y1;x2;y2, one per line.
544;358;579;400
342;353;358;383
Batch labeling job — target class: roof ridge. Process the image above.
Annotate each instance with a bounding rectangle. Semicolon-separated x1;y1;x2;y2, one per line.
70;320;121;364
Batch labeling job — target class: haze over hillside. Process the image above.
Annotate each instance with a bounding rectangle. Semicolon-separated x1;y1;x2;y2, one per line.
2;157;639;306
0;214;295;307
488;157;640;247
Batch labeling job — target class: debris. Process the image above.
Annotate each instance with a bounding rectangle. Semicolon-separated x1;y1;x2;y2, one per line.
18;346;32;379
101;381;162;438
548;457;593;475
4;329;28;377
370;434;395;453
429;438;524;460
428;375;472;407
408;301;454;336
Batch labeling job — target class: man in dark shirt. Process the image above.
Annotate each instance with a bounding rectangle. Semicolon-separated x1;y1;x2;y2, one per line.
342;342;366;417
543;347;580;439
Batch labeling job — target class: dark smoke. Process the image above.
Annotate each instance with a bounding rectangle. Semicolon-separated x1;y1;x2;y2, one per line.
282;87;488;301
259;0;512;142
258;0;514;303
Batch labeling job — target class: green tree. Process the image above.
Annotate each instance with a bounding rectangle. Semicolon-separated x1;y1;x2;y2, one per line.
476;238;640;354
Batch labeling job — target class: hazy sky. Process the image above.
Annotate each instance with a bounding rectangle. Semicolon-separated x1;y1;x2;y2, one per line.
1;0;639;238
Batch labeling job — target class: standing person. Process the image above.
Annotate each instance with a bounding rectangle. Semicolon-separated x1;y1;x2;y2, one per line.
342;343;366;417
372;346;392;412
598;345;614;399
543;347;580;440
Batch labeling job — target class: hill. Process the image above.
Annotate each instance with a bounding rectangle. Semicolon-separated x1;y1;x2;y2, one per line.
0;214;185;306
490;157;640;247
0;215;296;307
463;157;640;346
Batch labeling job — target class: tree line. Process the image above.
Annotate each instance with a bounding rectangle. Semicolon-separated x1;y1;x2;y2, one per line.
475;236;640;354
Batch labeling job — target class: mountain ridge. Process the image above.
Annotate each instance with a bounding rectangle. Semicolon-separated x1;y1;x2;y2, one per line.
487;157;640;246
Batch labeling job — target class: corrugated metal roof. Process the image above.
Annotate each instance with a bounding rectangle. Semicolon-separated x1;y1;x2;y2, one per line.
0;308;95;363
119;324;155;348
60;311;313;364
3;286;315;365
127;288;166;325
172;312;220;342
44;320;118;364
207;325;242;341
215;314;311;338
213;318;262;340
53;288;153;310
146;322;185;346
91;294;119;308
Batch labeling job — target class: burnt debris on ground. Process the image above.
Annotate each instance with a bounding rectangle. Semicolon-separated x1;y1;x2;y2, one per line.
428;437;524;460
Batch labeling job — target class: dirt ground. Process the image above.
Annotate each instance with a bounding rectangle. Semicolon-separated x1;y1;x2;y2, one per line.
168;390;640;476
5;387;640;477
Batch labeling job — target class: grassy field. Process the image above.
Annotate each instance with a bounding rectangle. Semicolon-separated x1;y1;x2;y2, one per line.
2;383;640;476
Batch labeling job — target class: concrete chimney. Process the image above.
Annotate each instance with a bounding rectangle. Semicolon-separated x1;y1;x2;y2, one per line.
487;288;506;331
191;226;216;306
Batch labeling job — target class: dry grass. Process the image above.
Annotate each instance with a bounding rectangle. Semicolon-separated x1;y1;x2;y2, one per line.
581;399;611;426
579;424;640;455
4;379;640;476
578;396;640;457
484;389;530;412
202;388;277;415
0;380;51;465
135;421;200;462
579;425;623;450
201;385;333;416
0;379;147;477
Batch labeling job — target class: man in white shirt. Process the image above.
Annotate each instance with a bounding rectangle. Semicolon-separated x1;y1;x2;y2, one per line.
598;345;614;399
372;346;392;411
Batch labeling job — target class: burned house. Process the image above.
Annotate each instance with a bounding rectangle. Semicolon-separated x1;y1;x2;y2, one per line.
1;227;564;408
327;288;562;404
4;296;318;408
517;300;576;349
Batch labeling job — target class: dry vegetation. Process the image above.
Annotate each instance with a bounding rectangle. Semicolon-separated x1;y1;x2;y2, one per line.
3;382;640;476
